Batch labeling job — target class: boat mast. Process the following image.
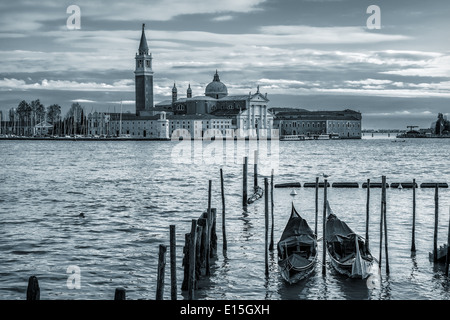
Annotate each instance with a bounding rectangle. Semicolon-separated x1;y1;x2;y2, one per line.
119;100;123;137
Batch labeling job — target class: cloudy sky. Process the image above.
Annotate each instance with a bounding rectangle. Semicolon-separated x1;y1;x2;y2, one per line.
0;0;449;129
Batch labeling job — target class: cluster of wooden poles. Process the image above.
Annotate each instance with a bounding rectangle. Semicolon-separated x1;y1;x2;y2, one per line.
153;178;222;301
308;175;450;276
363;177;450;275
24;162;449;300
243;151;450;277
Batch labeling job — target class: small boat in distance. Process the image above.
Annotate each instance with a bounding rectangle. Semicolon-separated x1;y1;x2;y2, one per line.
247;186;264;204
277;203;318;284
280;134;306;141
316;134;330;140
325;201;376;279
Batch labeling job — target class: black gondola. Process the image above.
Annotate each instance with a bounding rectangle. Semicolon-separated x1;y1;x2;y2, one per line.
325;201;377;278
277;203;318;284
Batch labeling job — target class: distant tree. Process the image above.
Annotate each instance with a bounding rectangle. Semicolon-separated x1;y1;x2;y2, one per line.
16;100;31;135
47;104;61;125
8;108;17;134
65;102;86;135
435;113;445;135
30;99;45;126
66;102;83;119
8;108;16;123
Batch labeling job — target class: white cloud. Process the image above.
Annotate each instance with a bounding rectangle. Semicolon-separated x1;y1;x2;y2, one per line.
212;15;234;22
379;53;450;77
259;25;410;44
78;0;266;21
0;78;134;92
71;99;96;103
346;79;393;86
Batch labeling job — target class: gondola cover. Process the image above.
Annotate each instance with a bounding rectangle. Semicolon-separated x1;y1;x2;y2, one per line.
277;205;316;258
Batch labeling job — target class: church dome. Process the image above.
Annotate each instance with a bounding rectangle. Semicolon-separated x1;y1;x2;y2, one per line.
205;70;228;99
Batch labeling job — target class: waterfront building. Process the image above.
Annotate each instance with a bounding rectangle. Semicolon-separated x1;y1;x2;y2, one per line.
87;111;111;136
168;114;234;139
33;121;53;136
272;108;362;139
109;112;169;139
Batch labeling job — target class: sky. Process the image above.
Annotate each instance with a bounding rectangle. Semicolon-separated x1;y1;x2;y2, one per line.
0;0;449;129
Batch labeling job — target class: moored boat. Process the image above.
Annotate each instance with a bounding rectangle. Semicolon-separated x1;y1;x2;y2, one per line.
277;203;318;284
247;186;264;204
325;201;376;279
280;135;306;141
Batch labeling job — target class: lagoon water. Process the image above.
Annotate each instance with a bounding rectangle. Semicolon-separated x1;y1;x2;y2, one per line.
0;136;449;300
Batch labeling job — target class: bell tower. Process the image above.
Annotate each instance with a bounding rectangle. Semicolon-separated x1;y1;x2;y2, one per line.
135;23;154;116
172;82;178;105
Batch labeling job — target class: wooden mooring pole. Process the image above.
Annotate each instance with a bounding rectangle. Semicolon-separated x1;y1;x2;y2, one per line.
411;179;416;252
220;168;227;253
206;180;212;276
243;156;248;207
315;176;319;236
156;244;167;300
114;287;126;300
383;176;390;274
188;219;197;300
181;233;190;291
265;177;269;276
433;184;439;262
254;150;258;189
445;206;450;276
322;178;328;275
26;275;40;300
170;225;177;300
379;176;385;271
269;169;274;251
365;178;370;247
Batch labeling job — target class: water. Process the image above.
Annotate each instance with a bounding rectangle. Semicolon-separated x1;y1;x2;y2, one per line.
0;138;449;300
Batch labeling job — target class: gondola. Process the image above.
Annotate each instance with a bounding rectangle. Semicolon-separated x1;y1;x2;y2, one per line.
277;203;318;284
247;186;264;204
325;201;376;279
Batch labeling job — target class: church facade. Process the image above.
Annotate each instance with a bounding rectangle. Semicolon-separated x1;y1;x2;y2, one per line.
156;70;274;138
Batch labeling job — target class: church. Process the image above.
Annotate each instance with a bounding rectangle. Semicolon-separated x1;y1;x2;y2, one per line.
86;24;361;140
155;70;274;138
88;24;275;140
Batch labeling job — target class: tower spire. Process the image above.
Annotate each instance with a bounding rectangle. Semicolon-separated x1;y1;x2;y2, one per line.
213;70;220;82
172;82;178;105
138;23;149;55
187;83;192;98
